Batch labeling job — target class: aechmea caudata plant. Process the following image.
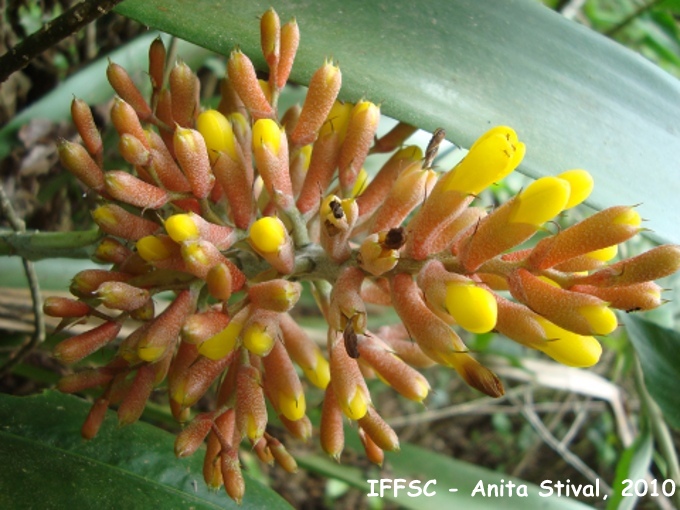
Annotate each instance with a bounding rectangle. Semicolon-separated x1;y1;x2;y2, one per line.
50;7;680;503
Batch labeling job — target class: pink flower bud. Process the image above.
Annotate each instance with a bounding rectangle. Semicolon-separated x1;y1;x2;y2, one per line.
137;290;196;362
107;61;153;121
43;296;91;318
57;367;115;394
173;127;215;199
71;98;103;166
169;60;199;127
329;331;371;420
290;61;342;146
320;384;344;459
357;406;399;452
92;204;160;241
329;266;367;333
111;97;149;149
571;282;663;312
175;411;215;458
54;321;123;364
104;170;169;209
117;363;155;426
58;139;105;191
70;269;131;298
96;281;150;311
277;18;299;89
338;101;380;195
81;397;109;440
228;49;274;119
262;340;306;422
371;122;417;154
236;364;267;442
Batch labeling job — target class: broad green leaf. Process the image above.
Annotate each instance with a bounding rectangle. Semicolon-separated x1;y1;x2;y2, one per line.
0;391;292;509
622;314;680;429
113;0;680;244
298;442;594;509
606;424;653;510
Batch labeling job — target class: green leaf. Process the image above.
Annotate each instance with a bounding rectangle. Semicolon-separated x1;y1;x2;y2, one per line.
113;0;680;245
622;314;680;429
298;441;594;509
0;391;292;509
606;424;653;510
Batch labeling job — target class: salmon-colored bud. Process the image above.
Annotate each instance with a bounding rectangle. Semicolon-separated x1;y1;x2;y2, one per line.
329;266;367;333
92;204;158;241
167;212;237;250
137;290;196;362
248;279;302;312
267;435;298;473
167;341;199;410
81;397;109;440
181;310;230;345
173;352;234;408
58;367;115;394
107;61;152;121
70;269;131;298
390;273;478;368
371;122;417;154
104;171;169;209
279;313;330;388
118;133;151;167
154;88;174;148
221;449;245;504
320;384;344;459
320;195;358;262
370;161;437;233
96;281;150;311
358;406;399;452
280;414;312;441
527;206;642;270
493;294;547;351
290;61;342;146
111;97;149;149
58;139;105;191
54;321;123;364
357;145;422;219
242;308;281;357
148;36;166;94
71;98;103;166
329;331;371;420
554;244;618;272
508;268;617;336
142;130;192;192
252;119;293;209
117;363;155;426
43;296;91;318
338;101;380;195
572;245;680;287
212;142;255;229
170;60;199;127
260;8;280;72
199;306;249;360
253;436;274;465
262;340;306;421
175;412;215;458
359;427;384;466
357;335;430;402
180;239;244;284
456;180;566;272
379;333;437;369
174;127;215;199
228;49;274;119
206;263;233;302
277;18;299;89
572;282;663;312
296;128;343;214
235;364;267;442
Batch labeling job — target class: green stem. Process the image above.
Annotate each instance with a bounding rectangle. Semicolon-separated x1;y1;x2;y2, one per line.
634;355;680;509
0;229;102;260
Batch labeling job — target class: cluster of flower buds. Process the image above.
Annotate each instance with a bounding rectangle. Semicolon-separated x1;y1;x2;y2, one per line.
50;8;680;502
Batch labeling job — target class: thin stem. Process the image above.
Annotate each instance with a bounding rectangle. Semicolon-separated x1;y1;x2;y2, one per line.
0;183;45;377
0;0;124;83
634;355;680;509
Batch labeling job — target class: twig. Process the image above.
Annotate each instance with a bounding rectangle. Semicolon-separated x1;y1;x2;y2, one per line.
0;0;124;83
0;183;45;377
511;389;613;495
605;0;666;37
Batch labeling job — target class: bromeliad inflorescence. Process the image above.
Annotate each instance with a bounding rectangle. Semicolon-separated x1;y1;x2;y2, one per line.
48;8;680;502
